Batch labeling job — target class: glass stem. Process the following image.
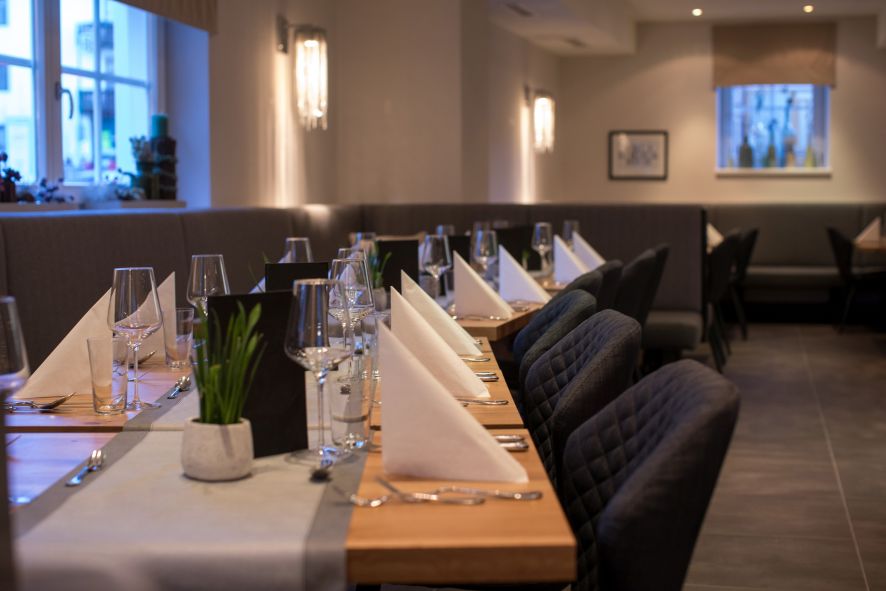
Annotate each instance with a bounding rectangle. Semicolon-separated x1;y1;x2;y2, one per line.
316;371;327;451
131;342;141;405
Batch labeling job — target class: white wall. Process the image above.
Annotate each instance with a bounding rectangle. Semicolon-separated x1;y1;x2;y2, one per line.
556;18;886;203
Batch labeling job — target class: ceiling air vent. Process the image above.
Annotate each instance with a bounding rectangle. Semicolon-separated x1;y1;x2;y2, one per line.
505;2;533;17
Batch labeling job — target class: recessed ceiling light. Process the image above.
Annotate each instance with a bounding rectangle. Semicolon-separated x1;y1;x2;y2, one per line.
692;8;703;16
803;4;815;13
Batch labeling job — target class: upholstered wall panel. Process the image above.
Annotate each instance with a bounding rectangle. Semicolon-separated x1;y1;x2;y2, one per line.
179;208;294;294
291;204;366;262
0;211;188;367
361;204;532;236
529;204;703;312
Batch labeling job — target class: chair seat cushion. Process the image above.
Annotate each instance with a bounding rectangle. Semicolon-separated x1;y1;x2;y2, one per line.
745;265;841;289
642;310;703;351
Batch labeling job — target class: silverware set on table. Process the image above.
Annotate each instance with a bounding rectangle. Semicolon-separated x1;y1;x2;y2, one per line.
65;448;106;487
346;477;542;507
3;392;76;412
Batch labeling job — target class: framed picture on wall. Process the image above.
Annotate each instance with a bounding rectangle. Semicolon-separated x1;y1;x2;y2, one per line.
608;130;668;180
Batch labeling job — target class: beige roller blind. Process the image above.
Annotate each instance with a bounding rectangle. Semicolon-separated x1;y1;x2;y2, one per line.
117;0;218;33
713;23;836;87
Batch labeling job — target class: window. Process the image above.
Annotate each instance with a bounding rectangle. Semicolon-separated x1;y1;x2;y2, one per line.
0;0;7;26
0;0;157;185
0;65;8;90
717;84;829;171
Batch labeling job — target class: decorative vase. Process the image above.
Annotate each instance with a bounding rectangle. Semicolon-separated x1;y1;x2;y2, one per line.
181;417;253;481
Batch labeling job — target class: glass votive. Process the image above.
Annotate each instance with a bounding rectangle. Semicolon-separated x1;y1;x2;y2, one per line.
87;335;128;415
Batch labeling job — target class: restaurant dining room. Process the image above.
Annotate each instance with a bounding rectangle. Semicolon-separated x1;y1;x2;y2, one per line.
2;0;886;589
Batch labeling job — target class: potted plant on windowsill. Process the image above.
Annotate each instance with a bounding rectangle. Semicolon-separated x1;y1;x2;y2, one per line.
182;303;264;482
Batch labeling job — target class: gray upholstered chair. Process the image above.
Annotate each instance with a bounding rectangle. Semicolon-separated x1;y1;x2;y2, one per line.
729;230;757;340
513;290;597;410
560;359;739;591
593;261;623;310
706;231;741;372
613;248;659;324
550;270;603;305
636;244;669;329
522;310;641;487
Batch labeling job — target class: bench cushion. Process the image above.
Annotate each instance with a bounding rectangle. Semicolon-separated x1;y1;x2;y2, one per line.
361;203;531;235
642;310;703;351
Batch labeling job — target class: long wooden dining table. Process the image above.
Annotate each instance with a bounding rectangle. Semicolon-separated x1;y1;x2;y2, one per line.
7;337;576;588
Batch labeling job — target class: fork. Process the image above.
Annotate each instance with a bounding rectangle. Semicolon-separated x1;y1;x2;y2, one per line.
429;485;543;501
65;449;105;487
456;398;509;406
376;477;485;505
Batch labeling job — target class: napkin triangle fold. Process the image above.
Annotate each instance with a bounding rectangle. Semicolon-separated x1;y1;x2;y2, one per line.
400;271;482;355
707;223;724;249
498;245;551;303
379;324;528;483
856;218;882;244
250;253;289;294
453;252;513;318
553;235;589;284
391;289;488;398
572;232;606;272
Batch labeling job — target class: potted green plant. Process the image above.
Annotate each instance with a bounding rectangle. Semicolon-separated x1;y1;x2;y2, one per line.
367;249;391;310
181;303;264;481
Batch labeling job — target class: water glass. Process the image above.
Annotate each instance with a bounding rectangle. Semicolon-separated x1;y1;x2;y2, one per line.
164;307;194;369
436;224;456;236
0;296;30;400
187;254;230;314
563;220;580;247
532;222;554;275
87;335;128;415
285;237;314;263
330;384;369;450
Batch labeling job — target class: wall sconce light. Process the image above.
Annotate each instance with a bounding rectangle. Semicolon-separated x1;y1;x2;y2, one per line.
533;92;555;154
278;16;328;131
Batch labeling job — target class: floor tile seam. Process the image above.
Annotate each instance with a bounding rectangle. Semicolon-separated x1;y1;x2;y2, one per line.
799;325;871;591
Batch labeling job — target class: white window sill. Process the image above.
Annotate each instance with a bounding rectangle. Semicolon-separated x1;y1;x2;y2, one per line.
716;167;832;179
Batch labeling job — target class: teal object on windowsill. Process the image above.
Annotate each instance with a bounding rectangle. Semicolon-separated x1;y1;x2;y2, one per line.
151;113;169;139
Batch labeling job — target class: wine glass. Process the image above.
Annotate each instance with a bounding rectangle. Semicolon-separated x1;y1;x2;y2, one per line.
420;234;451;299
285;279;353;459
187;254;230;314
352;231;377;256
436;224;456;236
337;247;363;259
563;220;580;248
108;267;163;410
0;296;30;400
330;258;375;382
532;222;554;276
472;228;498;284
285;237;313;263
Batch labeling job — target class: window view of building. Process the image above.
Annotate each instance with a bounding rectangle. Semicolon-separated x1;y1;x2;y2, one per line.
0;0;35;181
717;84;829;170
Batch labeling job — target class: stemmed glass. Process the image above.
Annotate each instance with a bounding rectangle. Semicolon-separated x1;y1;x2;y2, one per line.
420;234;451;298
108;267;163;410
285;237;313;263
436;224;456;236
330;258;375;382
285;279;353;459
187;254;230;314
563;220;580;248
0;296;30;400
472;228;498;284
352;231;377;256
532;222;554;276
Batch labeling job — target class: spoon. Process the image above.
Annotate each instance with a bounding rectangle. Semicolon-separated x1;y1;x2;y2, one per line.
456;398;509;406
166;375;192;399
459;356;491;363
4;393;76;412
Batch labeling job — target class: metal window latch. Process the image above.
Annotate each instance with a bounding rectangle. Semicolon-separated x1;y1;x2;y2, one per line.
55;82;73;119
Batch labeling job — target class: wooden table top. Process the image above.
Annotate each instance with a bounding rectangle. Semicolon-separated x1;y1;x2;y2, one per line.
457;305;540;341
856;237;886;252
347;428;575;585
5;366;188;433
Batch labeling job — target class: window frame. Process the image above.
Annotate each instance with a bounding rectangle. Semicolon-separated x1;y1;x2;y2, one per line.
715;83;832;178
4;0;163;186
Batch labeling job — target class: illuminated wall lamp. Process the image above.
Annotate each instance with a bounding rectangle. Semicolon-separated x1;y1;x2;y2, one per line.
278;16;328;131
533;92;556;154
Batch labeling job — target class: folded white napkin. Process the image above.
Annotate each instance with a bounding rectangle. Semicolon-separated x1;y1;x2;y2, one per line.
452;252;514;319
379;324;528;483
856;217;882;243
15;272;175;399
250;253;289;294
146;272;177;367
554;235;589;284
572;232;606;272
400;271;482;355
707;223;724;249
498;245;551;304
391;289;488;398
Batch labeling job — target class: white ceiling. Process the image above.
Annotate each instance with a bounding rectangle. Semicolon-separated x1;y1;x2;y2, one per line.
488;0;886;55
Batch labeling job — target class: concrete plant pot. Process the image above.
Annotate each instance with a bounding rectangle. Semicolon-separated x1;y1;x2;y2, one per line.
181;417;253;482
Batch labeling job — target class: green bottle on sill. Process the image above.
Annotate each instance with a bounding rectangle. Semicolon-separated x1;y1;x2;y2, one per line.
738;136;754;168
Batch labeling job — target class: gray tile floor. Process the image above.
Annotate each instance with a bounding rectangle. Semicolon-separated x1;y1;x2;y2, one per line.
684;324;886;591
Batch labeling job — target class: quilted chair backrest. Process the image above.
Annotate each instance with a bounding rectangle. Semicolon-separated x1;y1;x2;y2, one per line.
560;359;739;591
635;244;669;328
707;231;741;303
549;269;604;306
515;291;597;410
733;229;758;283
826;227;854;284
523;310;641;486
613;249;658;323
514;289;596;368
594;261;624;310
